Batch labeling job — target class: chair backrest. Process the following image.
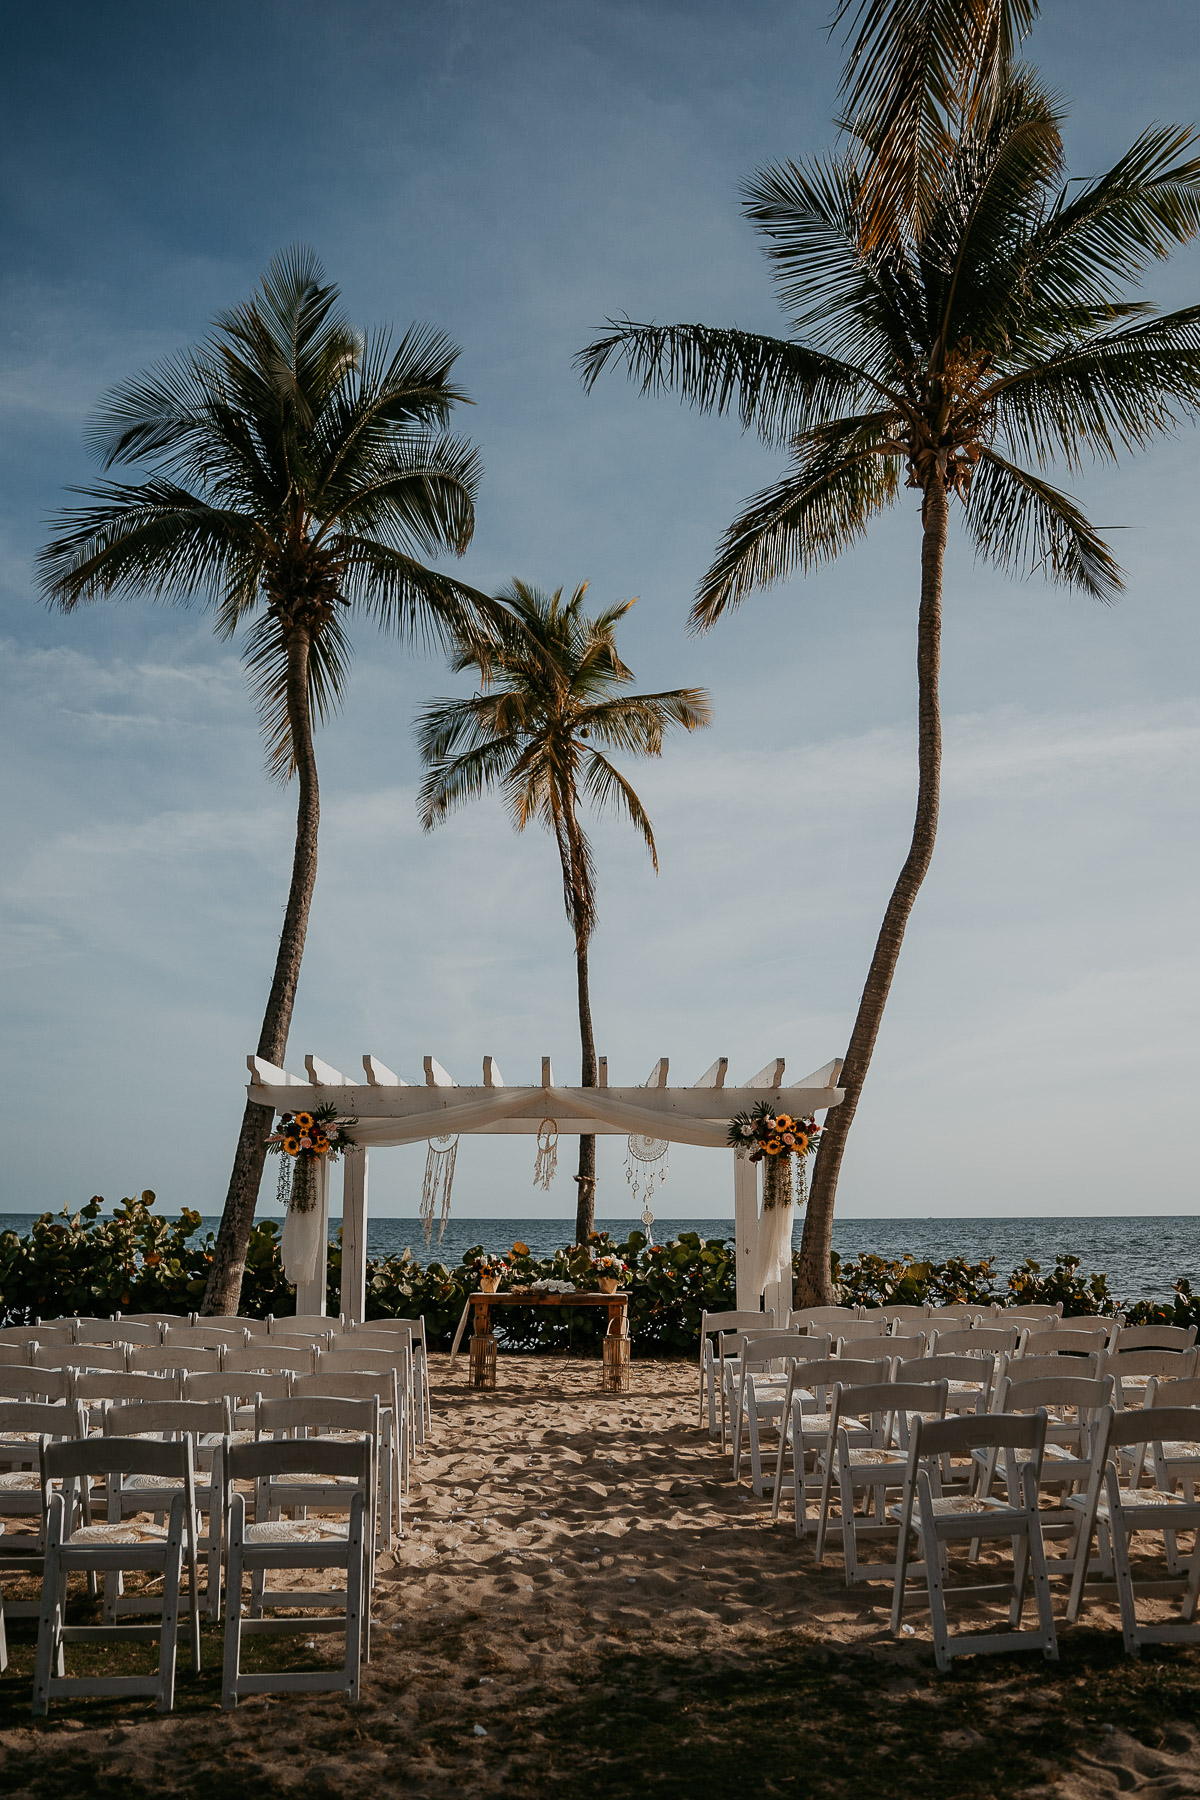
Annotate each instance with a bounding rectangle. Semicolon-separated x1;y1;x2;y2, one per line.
181;1371;293;1405
32;1343;128;1372
1107;1347;1200;1383
1105;1404;1200;1453
0;1367;71;1403
74;1318;161;1346
1000;1373;1113;1416
161;1325;246;1352
930;1327;1018;1357
877;1305;930;1324
42;1432;195;1483
27;1322;76;1343
115;1312;188;1327
881;1332;928;1359
355;1315;427;1349
0;1399;83;1442
896;1353;994;1386
1147;1375;1200;1410
315;1349;409;1378
1003;1349;1103;1382
789;1306;858;1332
700;1309;775;1342
267;1330;335;1352
130;1344;223;1375
344;1330;415;1357
292;1370;399;1410
226;1433;371;1486
784;1357;891;1402
197;1315;270;1335
1114;1324;1197;1353
990;1303;1063;1322
223;1345;315;1376
832;1379;948;1434
0;1343;32;1365
269;1313;344;1336
740;1333;831;1372
1023;1317;1113;1346
832;1315;889;1340
924;1304;984;1322
72;1371;181;1408
255;1393;379;1441
910;1407;1047;1462
103;1397;230;1440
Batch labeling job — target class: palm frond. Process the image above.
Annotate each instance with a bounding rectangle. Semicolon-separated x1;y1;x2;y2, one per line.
692;435;902;628
580;750;659;870
576;320;884;443
964;449;1122;598
321;433;481;553
339;538;500;652
38;481;268;610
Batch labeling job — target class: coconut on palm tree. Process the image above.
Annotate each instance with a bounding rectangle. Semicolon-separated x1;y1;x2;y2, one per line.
416;580;711;1243
579;79;1200;1303
39;247;493;1314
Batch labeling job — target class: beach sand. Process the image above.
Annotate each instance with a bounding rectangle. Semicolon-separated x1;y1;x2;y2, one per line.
0;1355;1197;1798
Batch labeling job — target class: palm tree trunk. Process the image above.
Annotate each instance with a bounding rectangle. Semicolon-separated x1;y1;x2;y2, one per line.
574;937;598;1244
795;474;948;1307
202;625;319;1315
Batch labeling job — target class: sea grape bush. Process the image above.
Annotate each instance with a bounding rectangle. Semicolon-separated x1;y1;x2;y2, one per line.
0;1197;1190;1341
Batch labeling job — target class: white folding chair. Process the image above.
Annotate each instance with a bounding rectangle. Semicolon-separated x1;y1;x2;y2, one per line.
103;1399;230;1622
269;1314;344;1337
815;1379;949;1583
223;1345;315;1378
162;1325;247;1354
789;1307;860;1334
1114;1325;1197;1354
292;1374;401;1545
1106;1347;1200;1410
0;1368;72;1407
1144;1376;1200;1501
699;1310;774;1435
890;1410;1058;1671
352;1317;432;1440
1021;1318;1118;1353
989;1303;1062;1324
928;1326;1019;1360
769;1355;892;1535
33;1344;130;1375
830;1315;890;1343
924;1304;985;1325
0;1400;85;1620
895;1353;994;1417
1066;1404;1200;1652
732;1335;832;1495
221;1431;372;1707
33;1435;201;1714
74;1319;162;1347
975;1372;1112;1569
73;1370;182;1414
878;1305;931;1327
334;1333;418;1463
130;1344;224;1376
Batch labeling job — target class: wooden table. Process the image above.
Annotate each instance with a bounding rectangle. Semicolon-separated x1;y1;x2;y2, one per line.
464;1289;630;1391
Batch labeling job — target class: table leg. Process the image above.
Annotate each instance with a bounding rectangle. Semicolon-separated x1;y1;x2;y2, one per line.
601;1300;630;1394
468;1297;497;1390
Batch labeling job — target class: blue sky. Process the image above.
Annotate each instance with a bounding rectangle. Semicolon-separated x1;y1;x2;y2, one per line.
1;1;1197;1224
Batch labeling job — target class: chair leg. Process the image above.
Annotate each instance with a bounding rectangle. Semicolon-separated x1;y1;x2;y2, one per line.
222;1505;245;1710
747;1402;763;1496
0;1581;7;1675
1026;1514;1059;1661
32;1516;63;1717
1108;1498;1141;1656
814;1452;837;1564
922;1513;952;1672
345;1501;365;1701
157;1500;184;1713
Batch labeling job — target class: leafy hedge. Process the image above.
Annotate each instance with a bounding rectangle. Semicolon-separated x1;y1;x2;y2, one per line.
0;1194;1193;1344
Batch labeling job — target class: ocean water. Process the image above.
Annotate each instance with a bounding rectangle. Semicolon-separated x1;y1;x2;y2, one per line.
2;1211;1195;1302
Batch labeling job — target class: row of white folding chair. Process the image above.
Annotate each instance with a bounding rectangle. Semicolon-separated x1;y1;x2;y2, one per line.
727;1336;831;1482
30;1417;375;1713
698;1309;777;1434
767;1354;1001;1520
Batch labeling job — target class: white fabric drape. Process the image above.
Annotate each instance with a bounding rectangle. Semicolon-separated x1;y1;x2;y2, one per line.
281;1197;325;1287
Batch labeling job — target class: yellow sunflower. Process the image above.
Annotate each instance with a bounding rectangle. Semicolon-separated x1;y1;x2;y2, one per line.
313;1136;330;1153
793;1132;809;1153
775;1113;794;1133
283;1136;301;1156
294;1112;314;1130
764;1138;782;1155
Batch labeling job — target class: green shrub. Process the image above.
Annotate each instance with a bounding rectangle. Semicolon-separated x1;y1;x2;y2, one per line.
3;1197;1194;1348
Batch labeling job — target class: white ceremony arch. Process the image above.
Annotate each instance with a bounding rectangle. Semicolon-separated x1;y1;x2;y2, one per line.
245;1051;845;1324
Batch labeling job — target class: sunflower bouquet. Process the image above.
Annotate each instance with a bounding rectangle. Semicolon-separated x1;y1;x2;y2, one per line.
727;1102;821;1209
267;1103;357;1213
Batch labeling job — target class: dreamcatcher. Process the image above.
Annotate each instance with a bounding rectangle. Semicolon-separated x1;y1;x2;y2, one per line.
533;1118;559;1191
421;1133;459;1246
625;1132;669;1243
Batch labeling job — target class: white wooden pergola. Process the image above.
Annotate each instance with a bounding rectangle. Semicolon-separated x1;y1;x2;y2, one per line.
245;1051;845;1323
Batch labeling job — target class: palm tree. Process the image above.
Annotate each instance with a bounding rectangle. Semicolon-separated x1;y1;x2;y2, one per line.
579;79;1200;1302
416;581;711;1243
39;247;492;1315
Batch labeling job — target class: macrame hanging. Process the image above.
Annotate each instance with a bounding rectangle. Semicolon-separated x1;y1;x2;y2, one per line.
625;1132;669;1243
533;1118;559;1191
421;1133;459;1246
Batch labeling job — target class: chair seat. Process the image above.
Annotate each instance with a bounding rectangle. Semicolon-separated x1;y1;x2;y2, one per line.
68;1521;170;1545
1157;1441;1200;1460
244;1519;351;1544
844;1447;906;1468
1066;1486;1189;1519
888;1494;1016;1522
0;1471;39;1490
267;1471;358;1488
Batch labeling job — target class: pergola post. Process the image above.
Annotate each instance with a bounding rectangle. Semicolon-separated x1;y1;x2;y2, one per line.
341;1146;370;1324
733;1152;760;1311
295;1155;330;1317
